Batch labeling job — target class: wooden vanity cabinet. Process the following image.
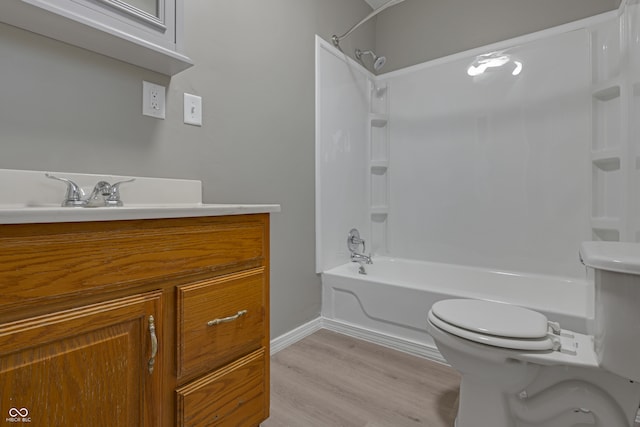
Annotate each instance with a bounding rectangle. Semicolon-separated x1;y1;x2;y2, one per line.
0;213;270;427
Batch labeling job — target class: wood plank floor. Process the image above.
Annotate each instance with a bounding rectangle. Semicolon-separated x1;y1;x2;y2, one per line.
262;329;461;427
263;329;640;427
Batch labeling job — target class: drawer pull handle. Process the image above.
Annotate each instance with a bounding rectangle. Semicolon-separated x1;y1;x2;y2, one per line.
148;315;158;374
207;310;248;326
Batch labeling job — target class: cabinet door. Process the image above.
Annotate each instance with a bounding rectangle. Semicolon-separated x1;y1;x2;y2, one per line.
0;291;162;427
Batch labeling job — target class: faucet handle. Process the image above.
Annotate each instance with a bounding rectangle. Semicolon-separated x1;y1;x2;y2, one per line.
105;178;135;206
45;173;86;207
347;228;366;254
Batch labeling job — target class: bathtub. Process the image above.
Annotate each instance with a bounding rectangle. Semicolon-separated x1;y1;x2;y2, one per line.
321;256;593;361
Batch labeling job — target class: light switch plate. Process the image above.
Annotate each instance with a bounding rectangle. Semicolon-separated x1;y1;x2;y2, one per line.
142;81;166;119
183;93;202;126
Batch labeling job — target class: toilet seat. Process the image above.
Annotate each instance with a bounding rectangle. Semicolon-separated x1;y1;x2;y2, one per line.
429;299;557;351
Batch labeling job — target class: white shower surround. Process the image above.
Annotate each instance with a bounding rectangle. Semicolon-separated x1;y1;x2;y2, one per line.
317;7;632;279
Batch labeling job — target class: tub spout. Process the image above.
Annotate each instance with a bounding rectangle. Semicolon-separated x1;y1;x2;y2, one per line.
351;252;372;265
351;252;372;275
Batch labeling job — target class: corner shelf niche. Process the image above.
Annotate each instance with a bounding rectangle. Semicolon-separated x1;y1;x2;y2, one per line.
368;81;390;255
589;16;627;242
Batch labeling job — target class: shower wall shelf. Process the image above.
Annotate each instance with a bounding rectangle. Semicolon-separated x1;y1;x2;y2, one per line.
592;83;621;101
367;81;390;255
591;218;621;229
371;160;389;172
370;114;388;127
592;155;621;171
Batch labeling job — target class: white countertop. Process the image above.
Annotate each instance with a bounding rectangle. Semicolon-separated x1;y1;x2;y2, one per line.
0;169;280;224
0;203;281;224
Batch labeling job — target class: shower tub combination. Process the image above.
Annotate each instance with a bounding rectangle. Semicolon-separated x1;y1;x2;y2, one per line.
321;257;592;362
317;1;609;364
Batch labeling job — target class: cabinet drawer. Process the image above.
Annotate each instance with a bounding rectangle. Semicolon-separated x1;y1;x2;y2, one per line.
177;269;265;379
176;348;267;427
0;215;267;311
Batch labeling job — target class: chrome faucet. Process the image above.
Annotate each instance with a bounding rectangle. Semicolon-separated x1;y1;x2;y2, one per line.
351;252;373;274
347;228;372;274
85;181;112;207
350;252;372;264
46;173;134;207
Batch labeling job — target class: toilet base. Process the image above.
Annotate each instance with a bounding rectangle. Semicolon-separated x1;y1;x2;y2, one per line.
427;319;640;427
453;370;640;427
456;376;517;427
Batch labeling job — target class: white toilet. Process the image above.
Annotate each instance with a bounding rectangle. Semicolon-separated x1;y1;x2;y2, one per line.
426;242;640;427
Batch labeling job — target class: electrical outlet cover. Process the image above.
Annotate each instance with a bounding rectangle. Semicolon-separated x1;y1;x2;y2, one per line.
143;81;166;119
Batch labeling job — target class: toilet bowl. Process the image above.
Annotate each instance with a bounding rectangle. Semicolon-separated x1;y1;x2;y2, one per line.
426;242;640;427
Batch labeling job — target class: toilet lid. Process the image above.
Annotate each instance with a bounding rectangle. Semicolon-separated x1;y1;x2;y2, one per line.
428;310;557;351
431;299;549;339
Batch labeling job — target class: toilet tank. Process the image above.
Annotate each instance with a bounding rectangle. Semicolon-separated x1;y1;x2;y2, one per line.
580;242;640;382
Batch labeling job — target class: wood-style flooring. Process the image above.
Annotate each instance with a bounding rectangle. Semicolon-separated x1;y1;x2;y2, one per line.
262;329;461;427
263;329;640;427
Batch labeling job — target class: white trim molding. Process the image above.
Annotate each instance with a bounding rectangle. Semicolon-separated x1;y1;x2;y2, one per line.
270;317;323;355
321;318;447;365
271;316;447;366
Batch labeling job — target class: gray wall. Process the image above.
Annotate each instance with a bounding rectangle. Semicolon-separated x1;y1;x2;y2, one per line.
375;0;621;72
0;0;621;339
0;0;374;339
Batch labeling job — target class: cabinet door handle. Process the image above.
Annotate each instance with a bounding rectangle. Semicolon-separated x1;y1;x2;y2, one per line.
148;315;158;374
207;310;248;327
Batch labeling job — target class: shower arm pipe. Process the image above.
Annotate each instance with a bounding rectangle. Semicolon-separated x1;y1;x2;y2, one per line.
332;0;406;46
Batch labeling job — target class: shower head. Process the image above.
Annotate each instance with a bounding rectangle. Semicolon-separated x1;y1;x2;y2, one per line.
373;55;387;71
355;49;387;71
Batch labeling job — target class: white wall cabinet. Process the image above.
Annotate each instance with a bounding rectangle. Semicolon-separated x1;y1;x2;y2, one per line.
0;0;193;75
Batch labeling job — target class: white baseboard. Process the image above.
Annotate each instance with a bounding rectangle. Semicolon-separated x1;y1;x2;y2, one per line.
270;317;323;355
271;316;447;366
